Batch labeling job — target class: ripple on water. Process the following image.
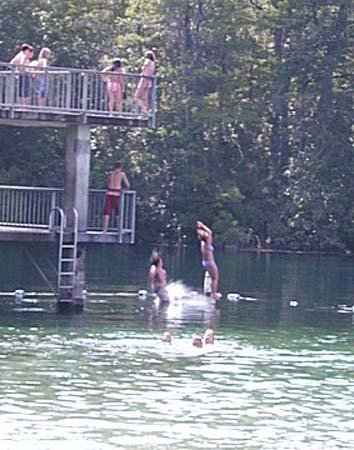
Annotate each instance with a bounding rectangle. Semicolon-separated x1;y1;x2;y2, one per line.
1;322;354;450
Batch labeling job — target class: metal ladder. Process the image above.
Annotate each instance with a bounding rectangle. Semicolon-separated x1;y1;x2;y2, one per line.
49;207;78;293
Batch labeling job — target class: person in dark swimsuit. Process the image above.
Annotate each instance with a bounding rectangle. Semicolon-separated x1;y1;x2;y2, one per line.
196;221;219;300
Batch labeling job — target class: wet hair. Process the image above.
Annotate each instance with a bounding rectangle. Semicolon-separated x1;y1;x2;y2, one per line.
21;44;33;52
145;51;155;62
204;329;214;344
192;335;203;348
151;256;161;267
114;162;122;170
161;331;171;343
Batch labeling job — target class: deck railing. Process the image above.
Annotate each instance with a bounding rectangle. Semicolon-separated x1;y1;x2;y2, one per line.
0;185;136;243
0;62;156;127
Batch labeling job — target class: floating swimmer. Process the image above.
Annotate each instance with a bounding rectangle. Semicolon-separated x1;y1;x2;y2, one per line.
203;329;215;345
161;331;172;343
192;334;203;348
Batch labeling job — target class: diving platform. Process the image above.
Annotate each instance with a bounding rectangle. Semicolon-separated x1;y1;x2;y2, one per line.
0;60;154;303
0;62;156;128
0;186;136;244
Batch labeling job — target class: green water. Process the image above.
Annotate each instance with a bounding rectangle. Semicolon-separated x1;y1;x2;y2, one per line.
1;243;354;449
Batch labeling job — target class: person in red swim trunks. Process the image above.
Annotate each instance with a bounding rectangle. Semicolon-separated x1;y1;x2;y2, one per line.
103;162;130;233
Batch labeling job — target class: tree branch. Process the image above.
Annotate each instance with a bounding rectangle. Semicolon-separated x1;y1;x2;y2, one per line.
249;0;263;11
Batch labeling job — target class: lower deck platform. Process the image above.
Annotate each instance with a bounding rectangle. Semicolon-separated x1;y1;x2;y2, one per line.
0;226;130;244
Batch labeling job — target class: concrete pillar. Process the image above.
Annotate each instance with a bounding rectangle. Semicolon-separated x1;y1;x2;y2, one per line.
64;125;91;231
58;125;91;308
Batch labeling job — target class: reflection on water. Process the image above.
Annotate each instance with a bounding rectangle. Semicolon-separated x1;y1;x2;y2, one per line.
1;244;354;449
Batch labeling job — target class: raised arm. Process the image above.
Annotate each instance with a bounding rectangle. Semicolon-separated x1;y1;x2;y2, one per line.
196;221;212;236
101;65;112;81
122;172;130;190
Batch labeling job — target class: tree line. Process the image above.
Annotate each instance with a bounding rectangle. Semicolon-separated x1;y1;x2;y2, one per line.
0;0;352;251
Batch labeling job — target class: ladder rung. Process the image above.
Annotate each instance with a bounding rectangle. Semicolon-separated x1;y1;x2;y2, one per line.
61;271;75;275
62;245;75;249
61;258;74;262
59;285;74;289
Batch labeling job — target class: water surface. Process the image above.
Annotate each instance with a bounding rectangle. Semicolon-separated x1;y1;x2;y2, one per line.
1;244;354;449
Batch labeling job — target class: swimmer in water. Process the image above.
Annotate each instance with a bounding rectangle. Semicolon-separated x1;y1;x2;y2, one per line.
192;334;203;348
149;249;168;301
161;331;172;343
204;329;215;345
196;220;219;300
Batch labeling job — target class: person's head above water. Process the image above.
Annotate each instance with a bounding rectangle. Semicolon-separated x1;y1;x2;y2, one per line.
161;331;171;343
204;329;214;345
192;335;203;348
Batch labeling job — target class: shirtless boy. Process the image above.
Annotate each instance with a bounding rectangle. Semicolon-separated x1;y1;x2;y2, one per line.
10;44;33;105
103;162;130;232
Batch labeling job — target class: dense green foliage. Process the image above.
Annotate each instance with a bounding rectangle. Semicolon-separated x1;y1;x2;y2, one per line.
0;0;352;250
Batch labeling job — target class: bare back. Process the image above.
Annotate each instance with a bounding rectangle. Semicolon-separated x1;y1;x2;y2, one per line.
142;59;155;78
107;169;130;196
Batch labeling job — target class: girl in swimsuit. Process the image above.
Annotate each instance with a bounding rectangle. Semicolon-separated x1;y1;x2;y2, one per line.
102;59;126;112
134;50;156;116
196;220;219;300
34;47;51;107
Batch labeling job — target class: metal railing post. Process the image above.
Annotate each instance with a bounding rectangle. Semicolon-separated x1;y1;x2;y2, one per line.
81;72;88;123
119;191;125;243
150;76;157;128
65;71;72;109
7;66;16;118
131;191;136;244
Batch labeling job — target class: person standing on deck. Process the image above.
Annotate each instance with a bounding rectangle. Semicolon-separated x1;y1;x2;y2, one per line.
10;44;33;106
32;47;51;107
134;50;156;117
102;59;125;112
196;220;219;300
103;162;130;233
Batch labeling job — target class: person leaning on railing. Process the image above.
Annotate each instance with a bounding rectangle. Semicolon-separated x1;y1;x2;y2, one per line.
101;59;126;113
31;47;51;107
103;161;130;232
10;43;34;106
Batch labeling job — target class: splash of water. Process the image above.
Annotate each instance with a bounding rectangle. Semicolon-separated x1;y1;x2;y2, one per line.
166;281;198;302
